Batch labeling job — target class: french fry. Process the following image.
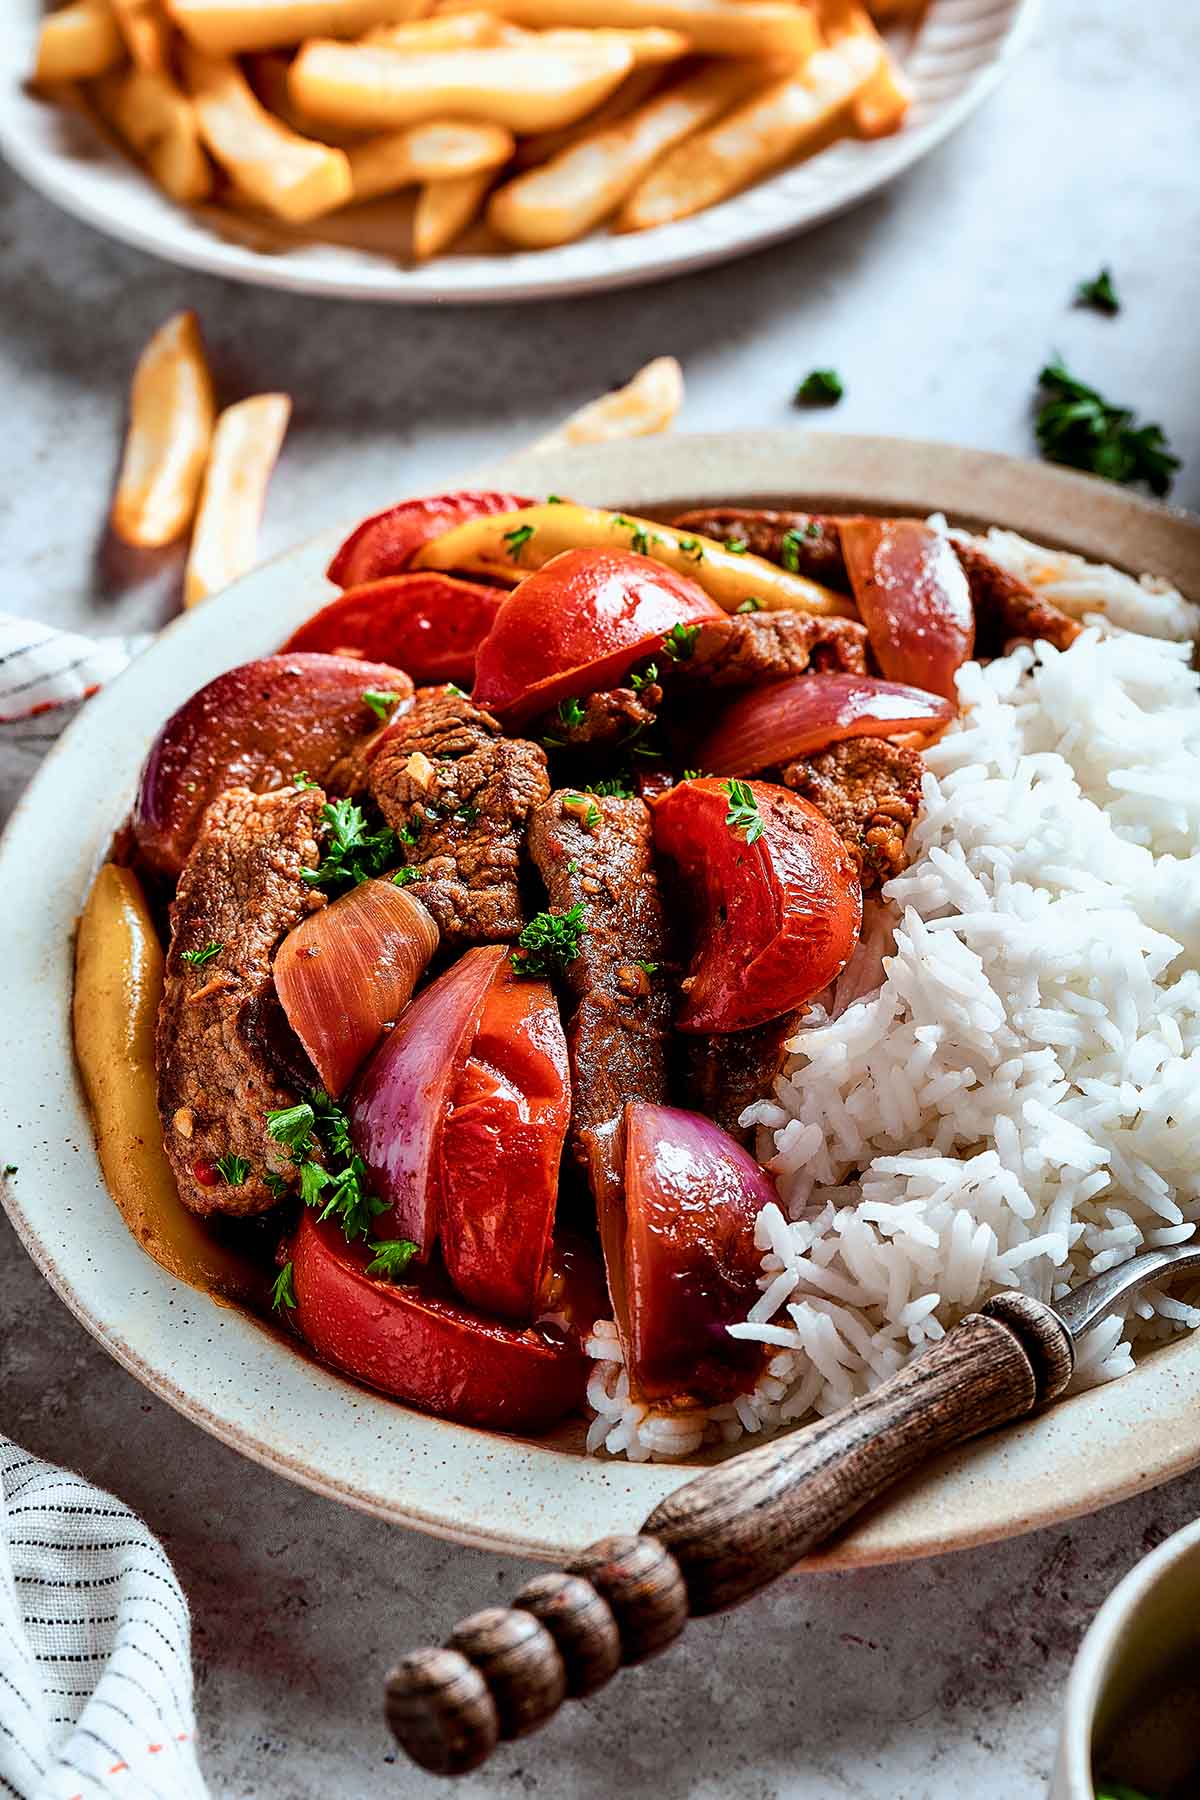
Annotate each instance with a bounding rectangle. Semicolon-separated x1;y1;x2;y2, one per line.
512;62;661;168
617;36;880;230
820;0;910;135
489;60;762;247
33;1;124;84
364;12;514;46
537;26;691;64
92;66;214;203
347;120;513;199
164;0;428;55
245;51;366;145
111;311;216;549
106;0;172;72
184;393;291;608
289;39;634;134
182;45;354;222
533;355;683;450
412;169;493;258
438;0;817;60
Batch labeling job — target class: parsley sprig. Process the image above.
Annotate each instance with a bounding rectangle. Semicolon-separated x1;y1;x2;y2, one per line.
503;523;535;561
214;1153;250;1187
511;903;588;977
1034;358;1179;495
181;941;223;967
302;798;398;896
629;660;658;692
558;696;586;729
362;688;404;723
365;1239;419;1281
1075;267;1120;314
265;1091;387;1246
779;523;819;571
662;622;700;662
795;368;844;406
722;778;764;846
271;1262;296;1312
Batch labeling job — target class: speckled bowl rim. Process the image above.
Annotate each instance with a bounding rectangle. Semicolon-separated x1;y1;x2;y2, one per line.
2;431;1198;1566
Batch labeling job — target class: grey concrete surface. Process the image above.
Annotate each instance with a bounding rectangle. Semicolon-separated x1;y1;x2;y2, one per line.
2;0;1199;1794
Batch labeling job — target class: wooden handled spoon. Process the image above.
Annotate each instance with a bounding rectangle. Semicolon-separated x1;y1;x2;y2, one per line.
385;1244;1200;1777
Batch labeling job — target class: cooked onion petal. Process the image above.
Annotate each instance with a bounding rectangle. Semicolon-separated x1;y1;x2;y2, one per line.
697;672;956;775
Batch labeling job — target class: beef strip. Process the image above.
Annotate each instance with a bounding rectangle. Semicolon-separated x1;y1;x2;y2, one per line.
782;736;924;888
537;682;662;753
953;540;1082;654
679;1011;802;1144
368;687;549;945
157;784;326;1219
681;608;869;685
526;792;672;1194
673;506;850;591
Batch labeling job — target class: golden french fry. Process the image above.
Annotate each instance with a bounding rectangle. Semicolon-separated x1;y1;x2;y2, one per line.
820;0;910;135
489;60;761;247
537;26;690;63
245;51;366;145
364;11;513;46
512;62;661;168
617;36;880;229
438;0;817;60
182;45;354;221
111;311;216;549
533;355;684;450
164;0;428;54
348;120;513;199
92;66;214;203
184;393;292;608
289;39;634;134
106;0;172;71
33;1;123;84
415;503;855;616
412;169;493;258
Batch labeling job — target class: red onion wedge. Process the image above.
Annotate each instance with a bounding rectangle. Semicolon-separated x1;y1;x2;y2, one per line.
279;573;507;689
697;672;956;776
839;517;974;702
326;490;535;587
274;880;438;1099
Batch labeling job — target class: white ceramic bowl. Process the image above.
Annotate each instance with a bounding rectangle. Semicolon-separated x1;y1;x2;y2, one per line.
2;431;1198;1565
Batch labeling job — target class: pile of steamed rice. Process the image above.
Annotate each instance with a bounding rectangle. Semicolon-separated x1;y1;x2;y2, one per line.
586;526;1200;1461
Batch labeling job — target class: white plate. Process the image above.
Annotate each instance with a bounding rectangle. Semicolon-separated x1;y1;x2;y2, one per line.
3;431;1198;1566
1;2;1034;303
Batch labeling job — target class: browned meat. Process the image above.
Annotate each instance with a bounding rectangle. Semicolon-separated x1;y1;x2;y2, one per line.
368;687;549;945
157;785;325;1218
953;541;1082;654
783;737;924;888
526;792;672;1195
680;1012;801;1143
682;608;869;686
673;506;850;591
537;682;662;752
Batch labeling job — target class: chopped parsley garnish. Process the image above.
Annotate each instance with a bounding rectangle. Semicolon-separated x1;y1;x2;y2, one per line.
456;804;478;824
631;526;653;556
611;513;634;530
736;598;762;614
586;773;635;798
725;536;748;555
1034;358;1179;495
303;798;398;895
181;941;223;967
266;1101;317;1157
722;778;764;845
365;1239;419;1282
214;1153;250;1187
362;688;404;723
629;660;658;692
511;903;588;977
2;1165;16;1178
546;493;563;504
563;792;602;829
398;816;424;846
503;523;535;561
681;767;705;781
794;368;844;407
268;1089;386;1244
662;622;700;662
558;696;586;729
1075;267;1120;314
779;525;819;571
565;859;578;874
264;1170;291;1201
271;1262;296;1312
635;960;658;976
677;536;704;562
292;770;319;790
445;682;467;698
392;865;419;886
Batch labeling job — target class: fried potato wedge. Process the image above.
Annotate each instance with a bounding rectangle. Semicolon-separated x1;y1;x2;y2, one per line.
92;65;214;203
489;59;760;246
348;119;513;199
107;0;172;71
439;0;817;59
414;503;855;616
820;0;910;135
184;393;292;608
289;39;635;133
33;0;123;84
412;168;494;257
511;61;660;167
617;35;879;229
182;44;354;221
533;355;683;449
165;0;428;54
365;11;525;46
537;25;690;63
111;310;216;548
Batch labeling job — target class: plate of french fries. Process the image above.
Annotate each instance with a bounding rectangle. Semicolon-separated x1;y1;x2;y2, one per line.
2;0;1032;300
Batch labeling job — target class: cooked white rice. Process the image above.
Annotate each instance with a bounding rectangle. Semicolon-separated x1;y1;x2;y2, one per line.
587;528;1200;1462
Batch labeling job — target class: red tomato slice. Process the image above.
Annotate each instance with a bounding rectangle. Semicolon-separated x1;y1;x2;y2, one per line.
289;1211;605;1433
652;778;862;1033
279;573;508;688
839;517;974;702
438;962;570;1322
327;490;535;587
472;547;725;725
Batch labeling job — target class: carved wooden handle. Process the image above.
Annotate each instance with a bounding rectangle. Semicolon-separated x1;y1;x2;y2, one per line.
385;1292;1074;1776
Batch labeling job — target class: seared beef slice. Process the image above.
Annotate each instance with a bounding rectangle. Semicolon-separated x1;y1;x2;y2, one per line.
157;785;326;1217
784;737;924;888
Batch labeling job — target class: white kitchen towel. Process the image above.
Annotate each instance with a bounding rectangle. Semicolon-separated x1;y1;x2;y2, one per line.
0;1437;207;1800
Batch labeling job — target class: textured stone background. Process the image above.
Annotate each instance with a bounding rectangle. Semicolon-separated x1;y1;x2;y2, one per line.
1;0;1198;1792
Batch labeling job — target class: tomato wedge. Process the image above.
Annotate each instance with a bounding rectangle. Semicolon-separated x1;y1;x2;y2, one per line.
652;778;862;1033
471;547;724;725
839;517;974;702
438;961;570;1322
290;1212;605;1433
279;572;508;688
327;489;535;587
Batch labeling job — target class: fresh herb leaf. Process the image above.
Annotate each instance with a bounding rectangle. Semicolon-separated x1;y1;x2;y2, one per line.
292;771;319;790
681;768;705;781
299;1160;332;1208
563;792;602;829
511;903;588;977
722;777;764;845
725;536;748;555
635;960;658;976
586;773;635;799
365;1238;418;1282
1034;358;1179;495
677;536;704;562
456;804;478;824
181;941;223;967
266;1102;316;1157
611;513;634;530
565;859;578;874
631;526;653;556
794;368;844;407
736;598;763;614
445;682;467;698
503;523;535;561
558;696;586;729
271;1261;296;1312
546;493;563;505
264;1171;291;1201
362;688;404;723
392;865;419;886
214;1153;251;1187
662;622;700;662
779;526;813;572
629;660;658;692
1075;267;1120;314
2;1165;16;1177
398;816;423;846
303;798;398;895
